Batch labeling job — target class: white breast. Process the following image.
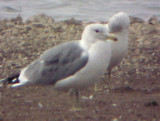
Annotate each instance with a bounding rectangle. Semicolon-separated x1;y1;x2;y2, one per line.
108;31;128;71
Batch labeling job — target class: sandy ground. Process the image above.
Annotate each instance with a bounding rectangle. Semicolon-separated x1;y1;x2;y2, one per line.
0;14;160;121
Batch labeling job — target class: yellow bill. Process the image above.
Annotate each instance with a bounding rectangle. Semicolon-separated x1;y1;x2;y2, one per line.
107;33;118;41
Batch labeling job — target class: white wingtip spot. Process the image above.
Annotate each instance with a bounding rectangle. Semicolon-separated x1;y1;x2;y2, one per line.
11;83;25;88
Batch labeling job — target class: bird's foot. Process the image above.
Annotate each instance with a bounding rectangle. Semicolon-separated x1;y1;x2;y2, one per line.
94;83;104;92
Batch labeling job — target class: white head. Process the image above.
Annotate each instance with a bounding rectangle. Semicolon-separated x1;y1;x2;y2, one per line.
108;12;130;33
81;23;117;45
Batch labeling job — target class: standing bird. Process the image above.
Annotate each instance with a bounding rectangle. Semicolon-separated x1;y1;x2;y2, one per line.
106;12;130;81
0;23;117;110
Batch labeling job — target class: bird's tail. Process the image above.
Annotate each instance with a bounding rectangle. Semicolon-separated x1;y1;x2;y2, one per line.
0;73;20;87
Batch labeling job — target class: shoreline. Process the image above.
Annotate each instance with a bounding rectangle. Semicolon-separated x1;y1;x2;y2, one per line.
0;13;159;24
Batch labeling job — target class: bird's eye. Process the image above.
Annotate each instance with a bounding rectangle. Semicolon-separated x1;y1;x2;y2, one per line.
95;30;99;33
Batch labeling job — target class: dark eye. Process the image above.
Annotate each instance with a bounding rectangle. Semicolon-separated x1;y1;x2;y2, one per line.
95;30;99;33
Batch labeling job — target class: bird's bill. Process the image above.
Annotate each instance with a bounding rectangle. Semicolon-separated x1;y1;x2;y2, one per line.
107;33;118;41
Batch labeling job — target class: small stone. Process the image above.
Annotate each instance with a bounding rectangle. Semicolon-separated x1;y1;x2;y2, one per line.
25;26;32;31
124;81;129;85
6;23;15;28
64;18;81;25
112;118;119;121
130;16;145;24
112;104;117;107
38;102;43;108
28;13;55;24
89;95;93;99
12;28;19;35
145;101;159;107
81;95;94;100
10;15;23;25
53;26;63;33
31;23;45;28
147;15;160;25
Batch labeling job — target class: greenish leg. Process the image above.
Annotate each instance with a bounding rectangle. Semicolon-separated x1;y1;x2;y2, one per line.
108;69;111;82
94;83;103;92
70;90;83;111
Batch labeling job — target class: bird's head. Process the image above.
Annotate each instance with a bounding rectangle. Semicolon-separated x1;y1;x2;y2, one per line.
108;12;130;33
82;23;117;44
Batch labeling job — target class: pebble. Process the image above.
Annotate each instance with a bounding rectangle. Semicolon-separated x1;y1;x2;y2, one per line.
31;23;45;28
130;16;145;24
38;102;43;108
112;118;119;121
112;104;117;107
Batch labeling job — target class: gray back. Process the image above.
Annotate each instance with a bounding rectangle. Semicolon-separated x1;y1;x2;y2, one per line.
23;41;88;85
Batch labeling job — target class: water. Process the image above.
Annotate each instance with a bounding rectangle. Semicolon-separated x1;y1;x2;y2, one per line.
0;0;160;21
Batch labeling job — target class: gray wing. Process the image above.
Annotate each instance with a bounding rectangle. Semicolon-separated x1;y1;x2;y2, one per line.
22;41;88;85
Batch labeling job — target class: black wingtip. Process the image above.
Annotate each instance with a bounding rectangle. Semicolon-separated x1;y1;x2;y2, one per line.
0;73;20;86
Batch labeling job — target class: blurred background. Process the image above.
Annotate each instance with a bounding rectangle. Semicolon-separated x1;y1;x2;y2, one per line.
0;0;160;21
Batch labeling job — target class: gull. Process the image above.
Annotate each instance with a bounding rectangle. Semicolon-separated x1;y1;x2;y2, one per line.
106;12;130;81
0;23;117;110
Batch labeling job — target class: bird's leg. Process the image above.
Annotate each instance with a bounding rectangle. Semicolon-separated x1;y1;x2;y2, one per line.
103;70;112;89
108;69;111;82
94;74;106;92
94;83;103;92
75;90;80;107
94;69;112;92
70;89;82;111
94;83;98;91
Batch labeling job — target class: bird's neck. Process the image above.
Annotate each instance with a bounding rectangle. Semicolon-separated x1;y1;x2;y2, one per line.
117;29;128;42
80;39;94;50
